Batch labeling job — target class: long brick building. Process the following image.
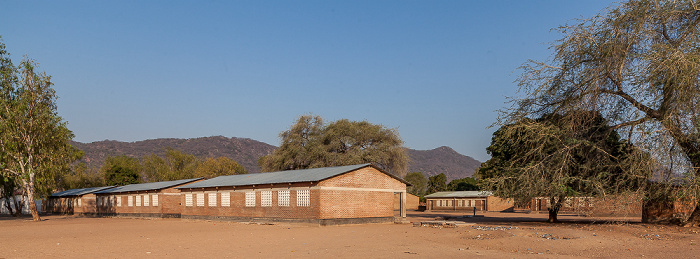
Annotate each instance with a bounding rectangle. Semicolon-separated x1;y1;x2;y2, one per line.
176;163;410;225
46;164;408;225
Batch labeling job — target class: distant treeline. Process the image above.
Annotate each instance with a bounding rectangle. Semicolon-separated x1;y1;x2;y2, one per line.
59;147;247;190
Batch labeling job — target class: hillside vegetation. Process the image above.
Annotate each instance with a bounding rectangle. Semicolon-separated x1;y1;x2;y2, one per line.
72;136;480;180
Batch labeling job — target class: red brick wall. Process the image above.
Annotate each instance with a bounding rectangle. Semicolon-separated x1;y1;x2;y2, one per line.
95;186;188;216
394;193;420;210
93;180;205;216
319;189;394;219
46;197;79;214
643;198;697;223
78;194;98;214
524;195;643;217
486;196;515;211
179;184;320;219
317;167;406;219
46;194;101;215
318;167;405;190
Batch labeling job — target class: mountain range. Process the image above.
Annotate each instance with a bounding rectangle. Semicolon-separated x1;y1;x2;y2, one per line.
71;136;482;180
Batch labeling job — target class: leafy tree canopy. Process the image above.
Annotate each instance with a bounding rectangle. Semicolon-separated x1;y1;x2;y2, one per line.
259;115;409;177
426;173;447;195
478;111;649;222
102;156;141;179
404;172;428;196
59;162;104;190
447;177;480;191
142;148;248;182
104;165;141;186
142;148;198;182
194;157;248;179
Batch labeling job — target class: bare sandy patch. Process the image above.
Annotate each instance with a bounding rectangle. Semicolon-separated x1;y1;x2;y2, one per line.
0;212;697;258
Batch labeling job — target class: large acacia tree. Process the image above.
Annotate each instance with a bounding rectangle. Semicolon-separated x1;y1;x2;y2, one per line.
509;0;700;225
479;112;649;222
259;115;409;177
0;39;77;221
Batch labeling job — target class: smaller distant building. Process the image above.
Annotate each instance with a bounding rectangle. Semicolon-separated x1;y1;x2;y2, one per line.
425;191;514;212
46;186;116;215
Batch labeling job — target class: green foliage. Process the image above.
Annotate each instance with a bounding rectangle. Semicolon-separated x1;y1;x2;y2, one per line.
0;175;24;217
60;162;105;190
104;165;141;186
142;148;198;182
101;155;141;181
259;115;409;177
1;175;17;212
477;111;650;221
142;153;169;182
404;172;427;196
447;177;479;191
0;38;79;220
194;157;248;179
426;173;447;195
141;148;247;182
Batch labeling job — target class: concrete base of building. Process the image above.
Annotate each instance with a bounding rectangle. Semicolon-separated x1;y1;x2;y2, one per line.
319;217;395;226
179;215;396;226
394;217;411;224
99;213;182;219
45;212;100;217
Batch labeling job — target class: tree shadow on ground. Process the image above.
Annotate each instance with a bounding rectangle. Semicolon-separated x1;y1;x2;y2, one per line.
406;211;641;227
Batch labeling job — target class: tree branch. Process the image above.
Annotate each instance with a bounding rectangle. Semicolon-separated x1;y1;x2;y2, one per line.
612;117;650;130
672;13;700;47
597;88;661;119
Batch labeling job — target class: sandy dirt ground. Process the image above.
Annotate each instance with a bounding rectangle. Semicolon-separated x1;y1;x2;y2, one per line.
1;211;699;258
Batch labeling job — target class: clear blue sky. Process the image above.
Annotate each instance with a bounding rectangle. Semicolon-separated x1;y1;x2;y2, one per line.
1;1;615;162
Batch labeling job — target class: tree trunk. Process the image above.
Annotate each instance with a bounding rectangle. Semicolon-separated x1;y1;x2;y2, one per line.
12;196;23;217
20;177;41;221
3;197;16;216
547;208;559;223
681;148;700;226
547;196;562;223
685;204;700;227
661;122;700;226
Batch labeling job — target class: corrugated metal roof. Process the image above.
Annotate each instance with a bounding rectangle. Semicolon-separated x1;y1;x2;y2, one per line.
424;191;493;198
95;178;203;194
178;163;406;189
51;186;115;197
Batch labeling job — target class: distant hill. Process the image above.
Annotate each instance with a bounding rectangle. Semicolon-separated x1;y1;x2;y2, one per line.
72;137;481;179
406;146;482;181
71;136;277;174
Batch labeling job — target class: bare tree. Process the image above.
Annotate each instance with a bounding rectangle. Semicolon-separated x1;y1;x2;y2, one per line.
508;0;700;225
